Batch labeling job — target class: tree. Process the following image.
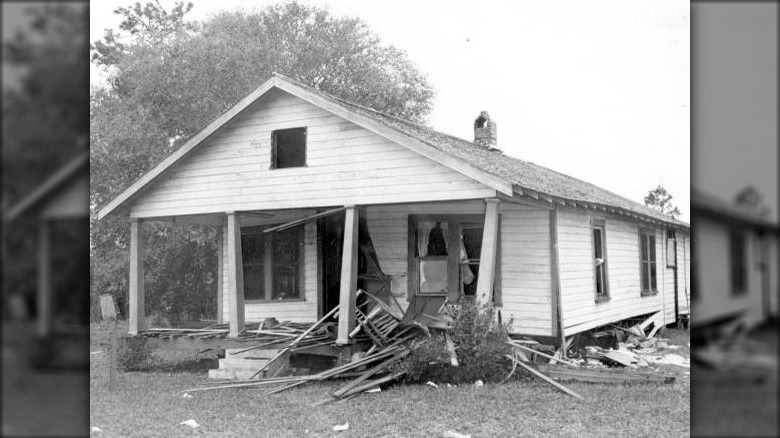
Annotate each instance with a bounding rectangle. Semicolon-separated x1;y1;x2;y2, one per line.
734;185;769;217
644;185;681;219
2;4;89;303
90;1;435;321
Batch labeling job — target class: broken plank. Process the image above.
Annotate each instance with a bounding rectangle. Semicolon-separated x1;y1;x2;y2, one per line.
506;355;584;400
537;364;675;384
600;350;635;367
508;341;581;368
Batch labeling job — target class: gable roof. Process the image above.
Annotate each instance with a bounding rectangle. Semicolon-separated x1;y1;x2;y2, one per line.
4;152;89;223
98;73;687;229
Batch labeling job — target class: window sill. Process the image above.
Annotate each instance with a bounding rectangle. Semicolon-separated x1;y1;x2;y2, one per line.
594;295;611;303
245;299;306;304
640;290;659;297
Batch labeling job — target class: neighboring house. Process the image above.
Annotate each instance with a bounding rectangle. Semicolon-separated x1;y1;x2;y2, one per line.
4;152;90;337
98;74;690;347
692;190;779;335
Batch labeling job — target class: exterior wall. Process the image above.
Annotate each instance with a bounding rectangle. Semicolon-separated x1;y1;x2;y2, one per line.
220;221;318;323
130;88;495;218
499;204;553;337
676;233;692;315
557;209;665;336
692;217;758;326
41;172;89;219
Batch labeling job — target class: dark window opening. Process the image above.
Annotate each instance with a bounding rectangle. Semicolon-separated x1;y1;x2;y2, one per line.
593;222;609;299
271;127;306;169
640;230;657;295
730;229;747;296
241;225;304;301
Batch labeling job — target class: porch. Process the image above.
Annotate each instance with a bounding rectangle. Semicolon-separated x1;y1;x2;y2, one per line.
125;199;503;344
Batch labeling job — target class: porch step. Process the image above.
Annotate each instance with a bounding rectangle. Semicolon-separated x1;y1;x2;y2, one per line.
208;348;289;380
225;347;284;359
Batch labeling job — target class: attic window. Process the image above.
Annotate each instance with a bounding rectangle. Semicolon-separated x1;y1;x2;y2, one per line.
271;127;306;169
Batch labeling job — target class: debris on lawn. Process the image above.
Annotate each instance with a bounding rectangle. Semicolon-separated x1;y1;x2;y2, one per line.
179;419;200;429
473;380;484;387
426;381;438;388
182;392;193;399
332;422;349;432
90;426;102;433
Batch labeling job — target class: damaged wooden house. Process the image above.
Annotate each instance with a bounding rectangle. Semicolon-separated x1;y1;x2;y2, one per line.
692;190;779;340
97;73;691;352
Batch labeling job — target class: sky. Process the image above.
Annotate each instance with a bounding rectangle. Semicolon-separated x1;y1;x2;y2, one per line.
692;2;779;223
90;0;692;219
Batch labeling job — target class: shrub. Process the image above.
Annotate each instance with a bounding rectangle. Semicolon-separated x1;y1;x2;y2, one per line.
117;336;159;371
395;300;513;384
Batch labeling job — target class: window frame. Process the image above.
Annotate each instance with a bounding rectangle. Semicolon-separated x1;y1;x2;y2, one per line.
639;228;658;296
407;214;501;303
270;127;307;169
591;218;610;302
241;224;306;302
729;228;748;296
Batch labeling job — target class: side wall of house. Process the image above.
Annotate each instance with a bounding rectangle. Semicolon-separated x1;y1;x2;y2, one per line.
220;221;319;323
692;217;755;325
130;88;495;218
676;233;692;316
557;209;666;336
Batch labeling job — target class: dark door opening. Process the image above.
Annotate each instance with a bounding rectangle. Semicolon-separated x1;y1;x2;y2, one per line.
318;211;344;317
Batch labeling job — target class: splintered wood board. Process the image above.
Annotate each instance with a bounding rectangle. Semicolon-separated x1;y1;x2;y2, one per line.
537;364;675;384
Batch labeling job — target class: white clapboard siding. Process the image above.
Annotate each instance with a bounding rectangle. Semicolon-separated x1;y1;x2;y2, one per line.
746;233;764;325
221;221;318;323
41;172;89;219
769;236;779;316
365;201;488;311
661;233;676;325
692;218;754;325
130;89;494;218
557;210;664;336
499;204;553;337
675;233;691;315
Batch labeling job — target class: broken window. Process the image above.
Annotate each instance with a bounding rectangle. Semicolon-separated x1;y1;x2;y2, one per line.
241;225;304;301
417;221;449;294
593;220;609;300
639;229;657;295
729;229;747;296
409;216;499;303
271;127;306;169
666;230;677;268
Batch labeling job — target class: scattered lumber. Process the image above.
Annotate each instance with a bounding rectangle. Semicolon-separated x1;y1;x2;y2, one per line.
507;341;582;368
506;354;584;400
537;364;676;384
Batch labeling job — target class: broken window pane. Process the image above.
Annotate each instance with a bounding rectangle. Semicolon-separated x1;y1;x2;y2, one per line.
419;258;448;293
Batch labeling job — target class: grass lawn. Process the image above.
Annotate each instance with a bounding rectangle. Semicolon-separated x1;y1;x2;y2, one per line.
90;322;690;437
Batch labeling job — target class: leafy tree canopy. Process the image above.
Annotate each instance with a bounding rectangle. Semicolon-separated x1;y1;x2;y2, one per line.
90;1;434;321
644;185;682;219
734;185;769;217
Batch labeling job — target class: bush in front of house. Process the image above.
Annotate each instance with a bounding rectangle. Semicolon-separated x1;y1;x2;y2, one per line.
117;335;159;371
395;301;513;384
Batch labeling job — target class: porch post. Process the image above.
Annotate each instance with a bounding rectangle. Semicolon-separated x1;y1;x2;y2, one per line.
37;219;51;337
226;212;245;337
336;205;359;344
216;221;224;323
476;199;500;306
129;218;145;335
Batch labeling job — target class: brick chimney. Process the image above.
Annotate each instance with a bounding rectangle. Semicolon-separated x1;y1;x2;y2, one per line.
474;111;497;148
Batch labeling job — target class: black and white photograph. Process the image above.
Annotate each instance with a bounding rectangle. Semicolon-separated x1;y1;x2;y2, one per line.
3;0;777;436
86;1;693;436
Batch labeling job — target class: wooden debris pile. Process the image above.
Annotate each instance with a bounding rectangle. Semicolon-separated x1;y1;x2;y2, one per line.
185;290;423;401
